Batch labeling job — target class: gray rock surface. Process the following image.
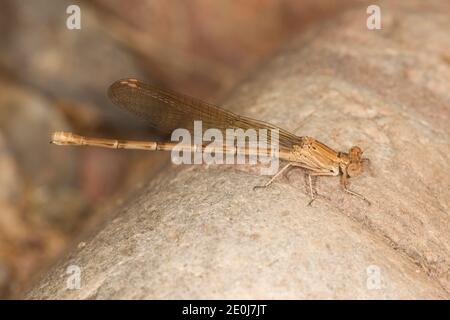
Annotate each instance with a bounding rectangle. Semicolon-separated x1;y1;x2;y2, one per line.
26;0;449;299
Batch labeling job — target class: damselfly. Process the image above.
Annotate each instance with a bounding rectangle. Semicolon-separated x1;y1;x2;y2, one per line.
51;79;370;205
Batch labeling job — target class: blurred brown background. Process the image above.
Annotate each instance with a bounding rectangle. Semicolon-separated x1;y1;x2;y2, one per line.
0;0;366;298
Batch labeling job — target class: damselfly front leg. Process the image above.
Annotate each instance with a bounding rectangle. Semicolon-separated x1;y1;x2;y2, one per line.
304;168;370;206
340;170;371;205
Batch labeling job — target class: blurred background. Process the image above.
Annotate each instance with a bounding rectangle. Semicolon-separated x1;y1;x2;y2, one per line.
0;0;366;298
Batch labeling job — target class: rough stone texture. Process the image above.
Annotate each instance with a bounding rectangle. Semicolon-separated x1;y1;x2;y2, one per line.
25;0;449;299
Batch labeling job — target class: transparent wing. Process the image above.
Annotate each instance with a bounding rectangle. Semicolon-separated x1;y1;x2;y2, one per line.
108;78;302;149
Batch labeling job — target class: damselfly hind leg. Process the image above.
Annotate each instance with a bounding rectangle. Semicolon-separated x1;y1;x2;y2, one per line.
253;163;292;190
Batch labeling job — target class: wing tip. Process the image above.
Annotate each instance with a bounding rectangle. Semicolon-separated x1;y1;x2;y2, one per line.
108;78;141;103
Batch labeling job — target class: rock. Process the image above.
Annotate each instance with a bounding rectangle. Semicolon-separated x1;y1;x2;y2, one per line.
25;0;449;299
